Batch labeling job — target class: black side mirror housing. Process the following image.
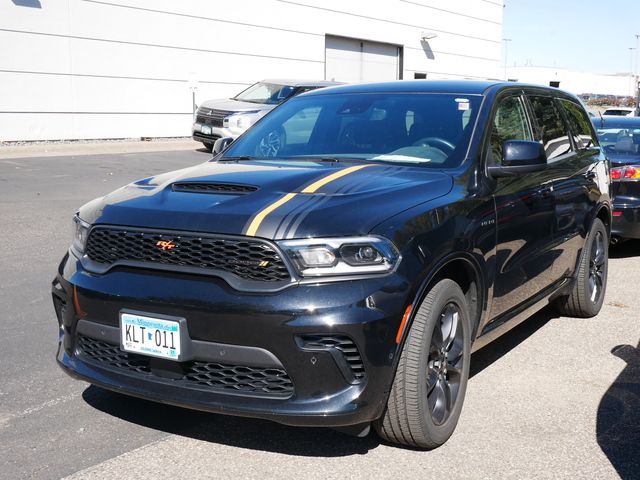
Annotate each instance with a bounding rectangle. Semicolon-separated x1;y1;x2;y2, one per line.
212;137;234;156
488;140;547;177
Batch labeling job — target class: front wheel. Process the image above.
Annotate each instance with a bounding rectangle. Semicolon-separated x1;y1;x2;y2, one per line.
555;218;608;318
375;279;471;449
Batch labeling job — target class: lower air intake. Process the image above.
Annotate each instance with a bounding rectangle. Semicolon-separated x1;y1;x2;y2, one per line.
296;334;366;384
76;335;294;398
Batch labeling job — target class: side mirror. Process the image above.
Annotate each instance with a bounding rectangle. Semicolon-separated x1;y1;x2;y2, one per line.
487;140;547;177
212;137;234;155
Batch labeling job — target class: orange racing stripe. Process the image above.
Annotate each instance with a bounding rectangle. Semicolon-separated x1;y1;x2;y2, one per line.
244;165;372;237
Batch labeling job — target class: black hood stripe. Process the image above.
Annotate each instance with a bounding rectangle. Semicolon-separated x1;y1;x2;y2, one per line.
242;164;374;237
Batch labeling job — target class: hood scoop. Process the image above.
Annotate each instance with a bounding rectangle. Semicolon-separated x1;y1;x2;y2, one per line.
172;182;258;195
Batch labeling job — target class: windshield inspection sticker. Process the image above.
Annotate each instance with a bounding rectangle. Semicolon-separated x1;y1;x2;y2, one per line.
456;98;470;111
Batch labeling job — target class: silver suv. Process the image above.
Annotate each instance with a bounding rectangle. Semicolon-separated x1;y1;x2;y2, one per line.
192;79;340;150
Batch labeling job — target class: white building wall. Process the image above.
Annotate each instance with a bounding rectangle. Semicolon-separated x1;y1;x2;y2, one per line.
0;0;503;141
505;66;636;98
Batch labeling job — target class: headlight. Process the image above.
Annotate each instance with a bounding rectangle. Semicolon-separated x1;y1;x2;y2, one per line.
277;236;400;277
224;111;263;134
72;215;91;255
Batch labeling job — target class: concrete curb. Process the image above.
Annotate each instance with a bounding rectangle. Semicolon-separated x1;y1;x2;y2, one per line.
0;139;201;160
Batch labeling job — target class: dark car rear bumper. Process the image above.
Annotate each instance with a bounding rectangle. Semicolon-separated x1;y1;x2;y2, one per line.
612;203;640;239
52;251;410;427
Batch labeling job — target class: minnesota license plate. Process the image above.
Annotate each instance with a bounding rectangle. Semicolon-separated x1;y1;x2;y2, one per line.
201;125;212;135
120;312;181;360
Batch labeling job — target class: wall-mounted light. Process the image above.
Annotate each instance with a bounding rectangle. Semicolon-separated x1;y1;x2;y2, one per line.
421;31;437;41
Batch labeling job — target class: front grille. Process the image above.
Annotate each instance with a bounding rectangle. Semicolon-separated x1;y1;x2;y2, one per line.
77;335;152;375
297;334;366;383
172;182;258;194
76;335;294;397
184;363;293;395
84;228;291;283
196;108;234;127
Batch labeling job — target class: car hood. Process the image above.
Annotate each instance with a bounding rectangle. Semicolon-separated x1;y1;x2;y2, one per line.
199;98;275;113
79;160;453;240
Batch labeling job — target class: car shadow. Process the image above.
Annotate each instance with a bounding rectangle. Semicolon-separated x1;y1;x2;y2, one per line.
470;306;558;378
609;239;640;259
81;308;564;455
195;147;213;154
82;385;380;457
596;341;640;479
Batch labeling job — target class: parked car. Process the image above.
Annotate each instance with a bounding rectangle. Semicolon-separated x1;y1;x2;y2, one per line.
592;115;640;241
602;107;635;117
192;79;341;150
54;80;611;449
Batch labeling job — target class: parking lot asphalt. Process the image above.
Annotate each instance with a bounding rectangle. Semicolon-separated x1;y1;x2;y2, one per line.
0;148;638;480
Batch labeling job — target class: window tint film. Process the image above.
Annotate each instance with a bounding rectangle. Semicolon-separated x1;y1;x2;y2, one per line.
490;96;532;164
528;95;572;160
559;99;597;148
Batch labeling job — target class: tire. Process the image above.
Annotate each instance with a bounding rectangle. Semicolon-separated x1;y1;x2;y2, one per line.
375;279;471;449
202;142;214;152
555;218;608;318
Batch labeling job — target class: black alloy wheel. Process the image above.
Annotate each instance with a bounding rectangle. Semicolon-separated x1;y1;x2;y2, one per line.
588;230;606;304
427;302;465;426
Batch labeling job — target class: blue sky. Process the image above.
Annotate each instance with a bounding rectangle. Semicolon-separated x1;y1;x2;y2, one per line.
503;0;640;74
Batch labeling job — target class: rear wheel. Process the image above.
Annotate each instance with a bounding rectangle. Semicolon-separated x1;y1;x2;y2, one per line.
375;279;471;449
555;218;608;318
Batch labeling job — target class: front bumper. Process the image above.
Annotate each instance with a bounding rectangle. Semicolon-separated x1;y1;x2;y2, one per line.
52;251;410;427
191;124;238;144
612;202;640;239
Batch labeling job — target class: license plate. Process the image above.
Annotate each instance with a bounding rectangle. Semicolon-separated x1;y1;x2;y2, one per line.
201;125;212;135
120;312;181;360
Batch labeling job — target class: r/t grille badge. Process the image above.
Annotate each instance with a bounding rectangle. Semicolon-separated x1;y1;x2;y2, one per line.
155;239;177;251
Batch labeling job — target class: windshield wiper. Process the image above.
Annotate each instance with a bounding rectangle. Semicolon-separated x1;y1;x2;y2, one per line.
217;155;253;162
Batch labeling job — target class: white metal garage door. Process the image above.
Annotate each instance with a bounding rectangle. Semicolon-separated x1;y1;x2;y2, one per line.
325;35;401;83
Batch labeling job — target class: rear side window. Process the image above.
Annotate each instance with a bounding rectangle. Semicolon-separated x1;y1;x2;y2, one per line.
490;95;532;164
558;99;598;148
527;95;572;160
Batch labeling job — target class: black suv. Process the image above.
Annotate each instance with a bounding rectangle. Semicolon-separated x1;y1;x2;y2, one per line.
53;81;610;448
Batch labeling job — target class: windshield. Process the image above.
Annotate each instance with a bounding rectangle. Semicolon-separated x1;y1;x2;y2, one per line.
234;82;297;105
222;92;481;168
594;122;640;161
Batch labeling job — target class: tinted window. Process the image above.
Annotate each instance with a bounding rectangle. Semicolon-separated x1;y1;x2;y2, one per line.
593;121;640;160
223;93;482;168
528;95;572;160
282;106;322;145
489;96;532;164
234;82;296;105
559;99;597;148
